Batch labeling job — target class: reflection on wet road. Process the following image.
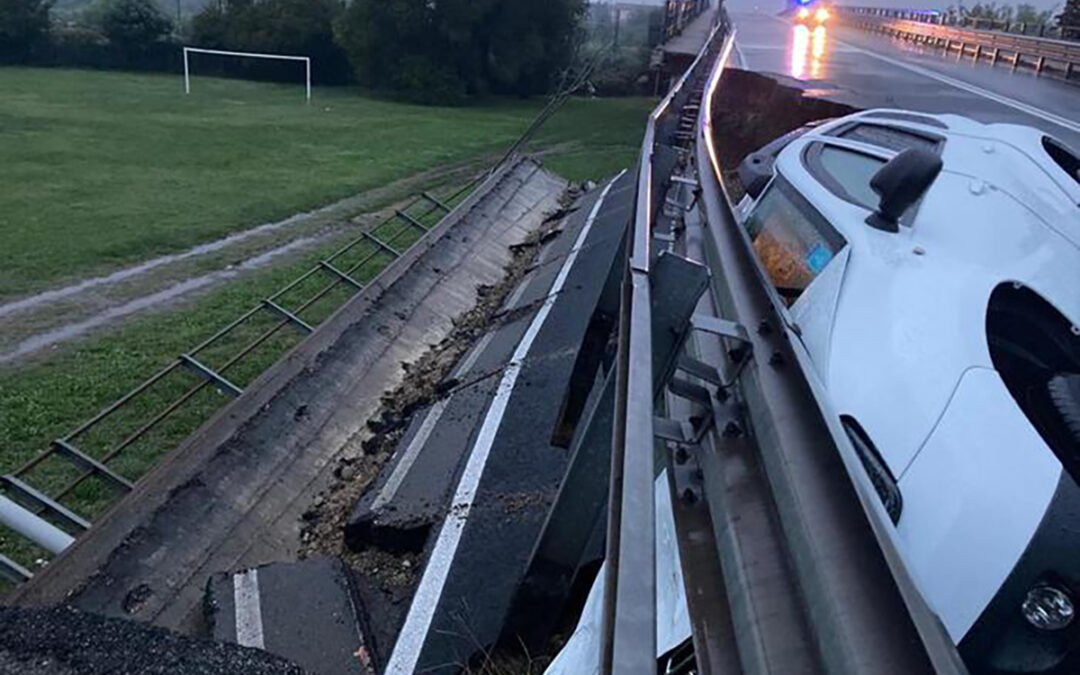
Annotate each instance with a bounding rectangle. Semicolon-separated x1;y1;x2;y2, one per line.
790;24;827;80
730;9;1080;148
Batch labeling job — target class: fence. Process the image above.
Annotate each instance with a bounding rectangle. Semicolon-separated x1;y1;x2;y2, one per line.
844;6;1080;42
0;185;472;584
839;7;1080;83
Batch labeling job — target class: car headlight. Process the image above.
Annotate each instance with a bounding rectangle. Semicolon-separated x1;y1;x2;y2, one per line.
815;8;830;22
797;7;810;19
1021;584;1075;631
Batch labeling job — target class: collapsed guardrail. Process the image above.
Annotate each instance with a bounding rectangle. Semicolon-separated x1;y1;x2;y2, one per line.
603;6;972;674
838;6;1080;82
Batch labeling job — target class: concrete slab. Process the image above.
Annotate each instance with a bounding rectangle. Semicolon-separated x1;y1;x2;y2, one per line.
207;558;370;675
10;159;570;642
370;172;636;674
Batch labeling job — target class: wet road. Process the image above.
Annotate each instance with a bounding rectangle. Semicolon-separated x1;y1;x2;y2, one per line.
729;9;1080;149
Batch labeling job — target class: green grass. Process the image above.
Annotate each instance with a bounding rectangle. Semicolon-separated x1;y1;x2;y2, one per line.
0;66;651;300
0;68;652;573
0;194;447;572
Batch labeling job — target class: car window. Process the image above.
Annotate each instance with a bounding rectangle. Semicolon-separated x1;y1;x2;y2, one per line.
745;177;846;306
818;145;885;208
838;123;940;153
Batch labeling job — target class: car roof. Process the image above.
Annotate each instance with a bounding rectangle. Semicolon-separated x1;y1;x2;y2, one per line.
764;109;1080;475
772;109;1080;249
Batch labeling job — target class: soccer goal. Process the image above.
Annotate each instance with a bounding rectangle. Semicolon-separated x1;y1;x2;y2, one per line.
182;47;312;102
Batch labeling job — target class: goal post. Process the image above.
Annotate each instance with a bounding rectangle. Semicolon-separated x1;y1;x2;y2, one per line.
182;47;312;102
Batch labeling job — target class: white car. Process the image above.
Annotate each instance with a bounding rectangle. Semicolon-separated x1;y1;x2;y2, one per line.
735;109;1080;673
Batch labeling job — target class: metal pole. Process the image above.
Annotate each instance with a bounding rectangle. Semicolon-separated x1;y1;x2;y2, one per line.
184;47;190;94
0;495;74;555
306;58;311;103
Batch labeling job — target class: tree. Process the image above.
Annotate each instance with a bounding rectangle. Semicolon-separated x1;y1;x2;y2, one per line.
0;0;52;63
191;0;350;84
99;0;172;53
1057;0;1079;28
1015;3;1054;24
335;0;585;102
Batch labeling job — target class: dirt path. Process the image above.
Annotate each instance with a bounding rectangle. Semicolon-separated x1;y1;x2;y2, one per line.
0;159;490;367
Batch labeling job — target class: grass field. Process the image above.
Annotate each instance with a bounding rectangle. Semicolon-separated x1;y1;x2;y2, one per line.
0;67;650;300
0;66;652;575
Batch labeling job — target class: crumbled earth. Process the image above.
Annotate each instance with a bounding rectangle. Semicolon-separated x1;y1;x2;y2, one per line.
297;186;583;591
0;606;309;675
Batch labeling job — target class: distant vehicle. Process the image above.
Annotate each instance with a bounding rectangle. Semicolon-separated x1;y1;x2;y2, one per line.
736;109;1080;674
794;4;830;24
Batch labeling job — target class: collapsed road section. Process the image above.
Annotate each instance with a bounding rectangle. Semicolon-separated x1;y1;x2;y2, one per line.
5;157;568;643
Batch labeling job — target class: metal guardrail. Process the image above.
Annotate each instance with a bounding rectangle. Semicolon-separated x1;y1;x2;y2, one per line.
839;6;1080;81
603;5;973;673
602;11;726;673
843;6;1080;42
663;0;712;41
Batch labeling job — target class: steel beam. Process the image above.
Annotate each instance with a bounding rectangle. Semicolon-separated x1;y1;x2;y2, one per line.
261;299;314;334
422;192;452;212
394;209;429;233
363;231;402;258
318;260;364;290
52;439;133;493
0;553;31;584
179;354;244;398
2;475;90;533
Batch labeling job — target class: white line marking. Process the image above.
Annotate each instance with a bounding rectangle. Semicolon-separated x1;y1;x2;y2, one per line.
835;38;1080;135
734;40;749;68
370;285;514;511
233;569;265;649
383;170;627;675
370;399;451;512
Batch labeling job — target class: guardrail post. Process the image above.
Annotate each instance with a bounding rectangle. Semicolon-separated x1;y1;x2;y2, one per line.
1036;55;1046;75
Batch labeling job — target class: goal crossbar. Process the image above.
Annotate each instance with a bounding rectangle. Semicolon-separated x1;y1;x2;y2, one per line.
182;47;312;102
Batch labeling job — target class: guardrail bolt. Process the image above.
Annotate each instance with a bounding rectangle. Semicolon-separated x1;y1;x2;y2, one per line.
757;319;772;336
769;351;784;367
681;487;698;504
675;447;689;465
722;420;742;437
728;346;746;363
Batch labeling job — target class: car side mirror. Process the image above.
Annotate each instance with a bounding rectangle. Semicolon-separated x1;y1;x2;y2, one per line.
866;148;943;233
738;152;774;199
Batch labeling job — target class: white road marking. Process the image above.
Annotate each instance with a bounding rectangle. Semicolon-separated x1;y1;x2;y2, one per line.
370;399;451;512
752;12;1080;135
383;170;627;675
734;40;749;69
233;569;265;649
835;38;1080;135
370;281;511;512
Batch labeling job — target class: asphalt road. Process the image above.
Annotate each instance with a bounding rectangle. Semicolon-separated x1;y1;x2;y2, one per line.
729;9;1080;149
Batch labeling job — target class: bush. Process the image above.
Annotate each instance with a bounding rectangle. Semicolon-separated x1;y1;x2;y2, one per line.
99;0;172;53
335;0;586;102
0;0;52;63
189;0;351;85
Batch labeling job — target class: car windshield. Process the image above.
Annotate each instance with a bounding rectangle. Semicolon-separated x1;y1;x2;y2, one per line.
745;176;847;306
